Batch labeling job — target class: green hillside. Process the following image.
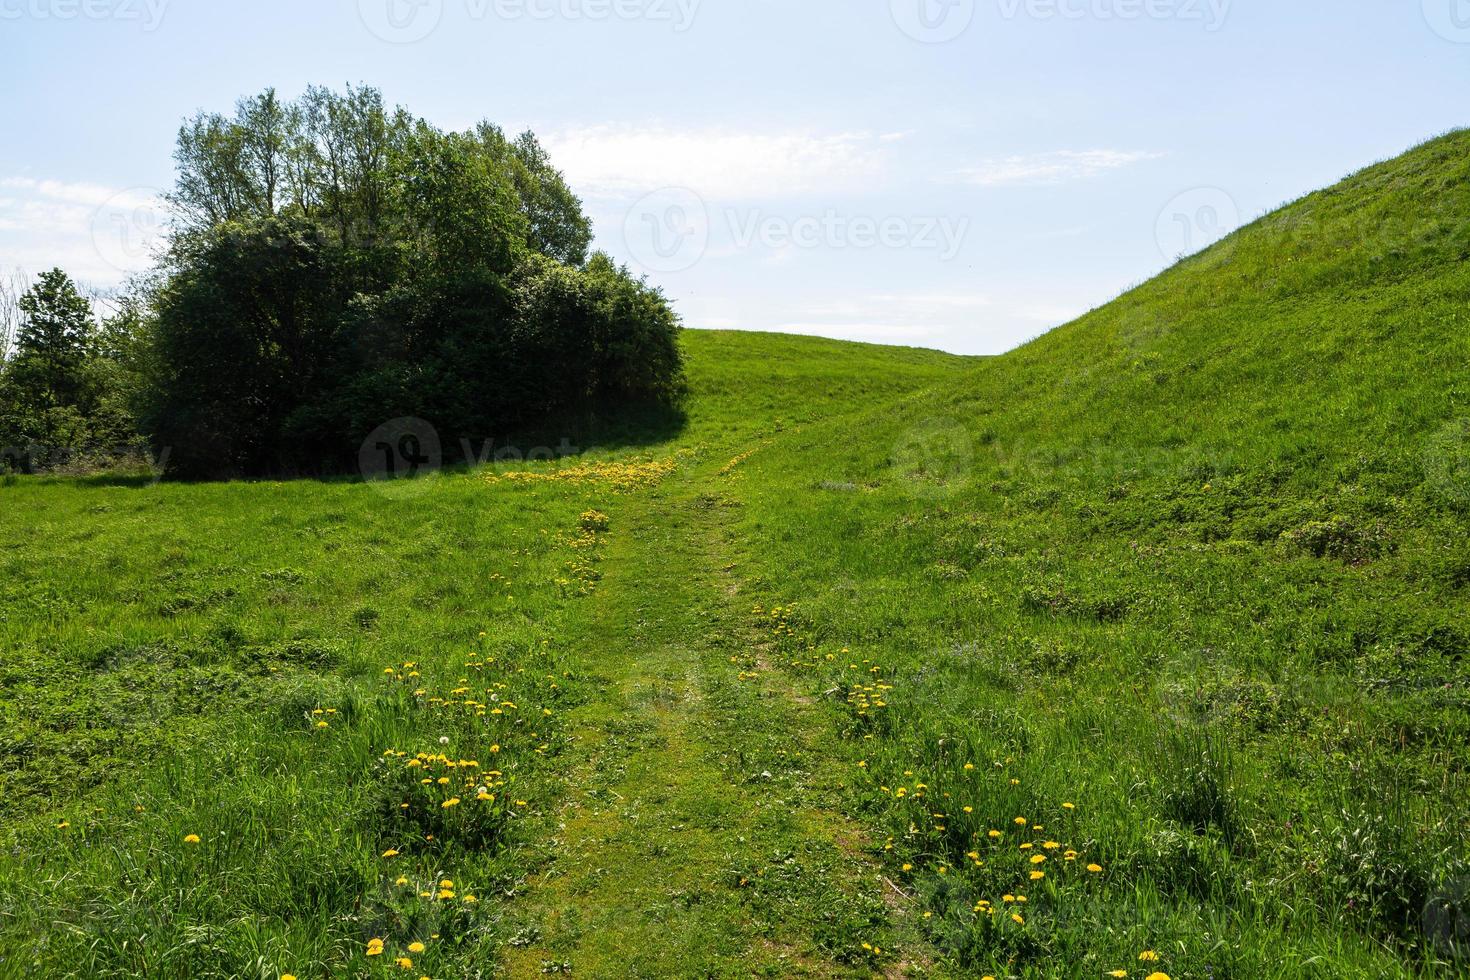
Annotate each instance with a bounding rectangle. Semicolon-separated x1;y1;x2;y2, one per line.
1;132;1467;978
721;129;1470;976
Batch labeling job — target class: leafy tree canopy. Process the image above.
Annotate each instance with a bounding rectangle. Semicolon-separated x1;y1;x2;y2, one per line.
140;85;680;478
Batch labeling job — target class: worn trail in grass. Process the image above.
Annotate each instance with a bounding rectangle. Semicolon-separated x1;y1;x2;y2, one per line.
504;458;920;977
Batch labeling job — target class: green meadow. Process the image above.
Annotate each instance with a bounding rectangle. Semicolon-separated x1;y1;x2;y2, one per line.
3;131;1469;978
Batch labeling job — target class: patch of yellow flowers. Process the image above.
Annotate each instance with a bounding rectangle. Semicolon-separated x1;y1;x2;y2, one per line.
485;456;677;493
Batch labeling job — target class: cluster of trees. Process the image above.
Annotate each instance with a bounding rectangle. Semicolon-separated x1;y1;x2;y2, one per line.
0;270;142;469
0;85;685;478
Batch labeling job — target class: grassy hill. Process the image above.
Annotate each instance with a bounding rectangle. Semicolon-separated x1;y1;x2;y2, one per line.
720;129;1470;976
1;131;1467;978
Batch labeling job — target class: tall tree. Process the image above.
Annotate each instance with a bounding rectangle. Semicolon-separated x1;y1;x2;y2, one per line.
474;124;594;266
171;88;304;231
12;268;93;410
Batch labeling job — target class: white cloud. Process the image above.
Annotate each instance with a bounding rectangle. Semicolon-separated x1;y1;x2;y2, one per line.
0;176;167;285
0;177;157;211
541;125;898;200
953;149;1162;187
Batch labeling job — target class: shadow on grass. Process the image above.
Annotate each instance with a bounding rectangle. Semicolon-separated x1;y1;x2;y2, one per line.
1;401;690;490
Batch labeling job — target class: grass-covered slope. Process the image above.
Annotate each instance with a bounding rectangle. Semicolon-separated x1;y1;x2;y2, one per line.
984;127;1470;474
721;130;1470;977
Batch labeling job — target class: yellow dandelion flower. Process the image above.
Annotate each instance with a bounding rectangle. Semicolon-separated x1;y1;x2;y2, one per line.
1011;912;1024;924
442;797;461;808
1146;974;1171;980
408;942;426;953
382;848;400;858
1140;950;1159;961
183;834;201;844
1088;863;1103;873
1029;870;1045;881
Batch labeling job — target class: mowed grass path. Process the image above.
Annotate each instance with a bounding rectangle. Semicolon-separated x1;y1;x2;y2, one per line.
502;458;912;977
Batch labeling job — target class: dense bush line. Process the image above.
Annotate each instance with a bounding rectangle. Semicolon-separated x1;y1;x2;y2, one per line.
0;85;685;478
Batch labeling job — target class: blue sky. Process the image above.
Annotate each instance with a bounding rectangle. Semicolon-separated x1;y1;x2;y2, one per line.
1;0;1466;353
